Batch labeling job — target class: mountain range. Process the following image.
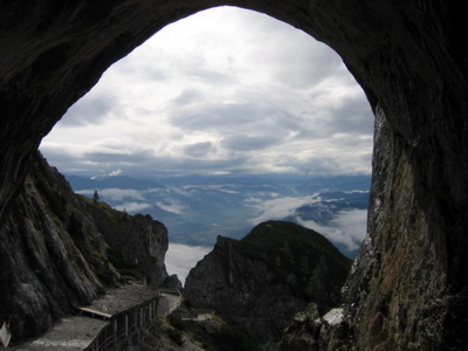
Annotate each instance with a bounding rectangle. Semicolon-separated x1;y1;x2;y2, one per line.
65;173;371;258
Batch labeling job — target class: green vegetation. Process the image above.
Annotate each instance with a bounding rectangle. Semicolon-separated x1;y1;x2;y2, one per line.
106;246;141;280
29;153;142;288
230;220;352;312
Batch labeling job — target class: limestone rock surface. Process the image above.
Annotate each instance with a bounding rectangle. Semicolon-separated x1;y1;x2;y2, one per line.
185;235;307;349
185;222;352;349
0;154;170;340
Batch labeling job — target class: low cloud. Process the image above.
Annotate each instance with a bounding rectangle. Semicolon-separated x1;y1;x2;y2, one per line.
115;202;152;213
108;169;123;177
248;195;367;252
77;188;145;201
296;209;367;251
165;243;211;285
248;196;320;224
155;201;186;214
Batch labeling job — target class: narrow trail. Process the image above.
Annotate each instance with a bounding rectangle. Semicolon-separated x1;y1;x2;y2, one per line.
7;284;183;351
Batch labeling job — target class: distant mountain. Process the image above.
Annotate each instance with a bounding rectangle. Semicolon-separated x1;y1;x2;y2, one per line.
295;175;372;193
156;174;280;187
185;220;352;348
66;175;165;190
64;173;371;258
285;191;369;224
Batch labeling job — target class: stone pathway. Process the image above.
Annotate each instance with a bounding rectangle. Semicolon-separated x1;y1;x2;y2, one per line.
9;317;108;351
8;284;163;350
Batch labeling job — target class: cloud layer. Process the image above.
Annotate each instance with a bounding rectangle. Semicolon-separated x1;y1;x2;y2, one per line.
165;243;211;284
249;196;367;252
40;6;373;177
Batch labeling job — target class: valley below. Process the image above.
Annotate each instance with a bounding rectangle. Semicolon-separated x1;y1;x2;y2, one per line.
66;172;371;263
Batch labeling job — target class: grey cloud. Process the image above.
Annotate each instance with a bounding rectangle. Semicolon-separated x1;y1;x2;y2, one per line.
221;134;281;152
184;141;216;157
115;59;169;82
273;44;345;90
181;57;233;84
244;14;346;89
171;103;256;131
84;150;156;165
171;103;300;138
330;97;374;135
272;111;305;132
41;7;374;178
39;146;88;172
295;96;374;140
43;144;249;175
60;94;118;127
173;89;201;106
146;69;169;81
158;156;248;173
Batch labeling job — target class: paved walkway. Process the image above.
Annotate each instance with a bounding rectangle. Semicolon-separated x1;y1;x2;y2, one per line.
9;284;162;350
157;290;182;317
79;284;160;318
9;317;108;351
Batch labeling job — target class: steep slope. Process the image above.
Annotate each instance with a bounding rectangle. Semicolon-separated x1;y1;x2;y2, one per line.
184;221;352;348
0;153;171;341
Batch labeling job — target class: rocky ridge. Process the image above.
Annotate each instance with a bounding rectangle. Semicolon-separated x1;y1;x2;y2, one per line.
0;153;171;341
184;221;352;349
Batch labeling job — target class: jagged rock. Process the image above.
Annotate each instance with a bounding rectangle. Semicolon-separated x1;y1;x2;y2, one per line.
0;154;170;340
83;202;169;288
280;304;324;351
280;304;351;351
185;235;306;348
185;222;352;349
1;2;468;350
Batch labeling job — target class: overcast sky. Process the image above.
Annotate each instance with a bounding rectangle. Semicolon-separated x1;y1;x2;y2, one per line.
40;6;374;177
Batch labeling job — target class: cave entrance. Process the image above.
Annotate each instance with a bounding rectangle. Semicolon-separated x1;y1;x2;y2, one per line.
40;6;374;279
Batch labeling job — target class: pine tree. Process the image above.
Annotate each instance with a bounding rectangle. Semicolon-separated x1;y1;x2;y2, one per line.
281;241;294;266
93;190;99;203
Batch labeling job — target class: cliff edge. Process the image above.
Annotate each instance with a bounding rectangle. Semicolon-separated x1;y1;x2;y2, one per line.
185;221;352;349
0;153;171;341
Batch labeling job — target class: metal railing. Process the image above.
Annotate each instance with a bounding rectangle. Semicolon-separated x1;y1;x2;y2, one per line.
85;298;158;351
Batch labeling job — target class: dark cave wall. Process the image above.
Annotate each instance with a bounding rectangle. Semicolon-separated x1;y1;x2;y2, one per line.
1;1;468;349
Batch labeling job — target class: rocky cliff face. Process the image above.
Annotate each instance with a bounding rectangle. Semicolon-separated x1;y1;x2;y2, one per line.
1;1;468;350
185;221;352;349
0;153;170;341
186;236;306;348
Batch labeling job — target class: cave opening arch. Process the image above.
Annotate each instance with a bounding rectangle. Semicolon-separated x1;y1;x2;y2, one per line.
40;5;374;266
1;1;468;349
